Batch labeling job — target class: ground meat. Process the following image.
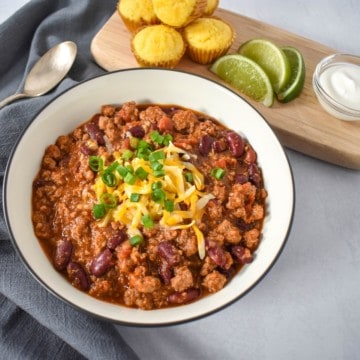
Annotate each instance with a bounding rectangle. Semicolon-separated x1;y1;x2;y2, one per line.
56;135;72;152
45;144;61;160
206;199;223;221
216;220;241;244
212;183;228;203
198;119;219;137
202;271;227;293
124;288;154;310
226;182;257;220
139;105;168;126
101;104;116;117
175;229;198;257
129;266;161;294
170;266;194;292
172;109;197;134
243;228;260;251
200;256;217;276
88;279;112;297
115;101;139;123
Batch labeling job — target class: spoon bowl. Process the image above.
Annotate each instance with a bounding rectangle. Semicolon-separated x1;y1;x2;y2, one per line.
0;41;77;109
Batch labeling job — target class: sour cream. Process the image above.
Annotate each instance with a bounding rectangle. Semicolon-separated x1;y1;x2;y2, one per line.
319;62;360;110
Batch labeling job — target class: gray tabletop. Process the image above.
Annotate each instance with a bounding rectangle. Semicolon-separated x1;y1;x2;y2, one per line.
2;1;360;359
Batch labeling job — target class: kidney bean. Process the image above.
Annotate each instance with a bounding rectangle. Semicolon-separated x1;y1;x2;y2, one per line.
207;244;227;269
218;265;236;279
231;246;253;264
212;138;227;153
158;241;181;266
236;218;255;232
234;173;248;184
90;248;114;277
80;144;94;156
244;146;257;164
162;106;179;116
199;135;213;156
67;262;90;291
248;163;261;187
58;154;70;167
107;230;127;250
226;131;244;157
33;178;52;188
158;260;172;285
54;239;73;271
128;125;145;138
85;123;105;146
168;288;200;305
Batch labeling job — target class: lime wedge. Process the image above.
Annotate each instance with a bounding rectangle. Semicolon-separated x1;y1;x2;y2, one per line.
277;46;306;103
210;54;274;107
238;39;291;94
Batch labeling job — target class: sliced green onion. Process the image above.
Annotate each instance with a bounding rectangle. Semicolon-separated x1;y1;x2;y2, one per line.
136;147;151;160
142;214;154;229
137;139;152;150
93;203;106;219
151;181;162;190
153;169;165;178
101;172;117;187
149;150;165;162
117;165;129;178
211;167;226;180
184;171;194;183
150;131;164;145
122;149;133;161
152;188;165;203
164;199;174;212
104;161;119;174
124;172;137;185
126;165;134;173
89;156;103;172
130;235;143;246
135;167;148;180
150;161;163;171
163;133;173;146
130;137;139;149
136;140;152;160
130;193;141;202
100;193;117;208
150;131;173;146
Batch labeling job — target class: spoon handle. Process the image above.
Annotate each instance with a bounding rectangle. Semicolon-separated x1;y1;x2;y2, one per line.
0;93;29;110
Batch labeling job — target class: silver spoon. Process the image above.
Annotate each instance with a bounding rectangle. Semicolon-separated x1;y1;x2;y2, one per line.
0;41;77;109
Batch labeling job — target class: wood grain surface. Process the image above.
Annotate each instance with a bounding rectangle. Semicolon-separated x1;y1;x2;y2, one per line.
91;8;360;169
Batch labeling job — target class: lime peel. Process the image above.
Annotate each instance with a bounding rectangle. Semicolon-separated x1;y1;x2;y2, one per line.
277;46;306;103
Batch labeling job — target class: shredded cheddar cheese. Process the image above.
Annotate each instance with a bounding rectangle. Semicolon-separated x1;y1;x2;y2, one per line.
90;142;214;259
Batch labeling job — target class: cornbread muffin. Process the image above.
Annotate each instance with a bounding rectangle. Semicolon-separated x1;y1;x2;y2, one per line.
204;0;219;16
152;0;207;28
131;24;186;68
117;0;159;32
183;17;235;64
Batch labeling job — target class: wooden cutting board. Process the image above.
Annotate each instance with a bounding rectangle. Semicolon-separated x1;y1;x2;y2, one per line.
91;8;360;170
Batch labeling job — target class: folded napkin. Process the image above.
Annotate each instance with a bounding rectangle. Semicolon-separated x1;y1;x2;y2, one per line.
0;1;139;359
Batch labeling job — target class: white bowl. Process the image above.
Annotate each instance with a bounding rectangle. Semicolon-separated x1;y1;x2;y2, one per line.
3;69;294;326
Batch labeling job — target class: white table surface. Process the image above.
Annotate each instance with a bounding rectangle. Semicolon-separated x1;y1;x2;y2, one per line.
2;1;360;360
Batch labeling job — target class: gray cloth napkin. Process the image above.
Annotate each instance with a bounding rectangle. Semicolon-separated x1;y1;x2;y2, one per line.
0;1;139;359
